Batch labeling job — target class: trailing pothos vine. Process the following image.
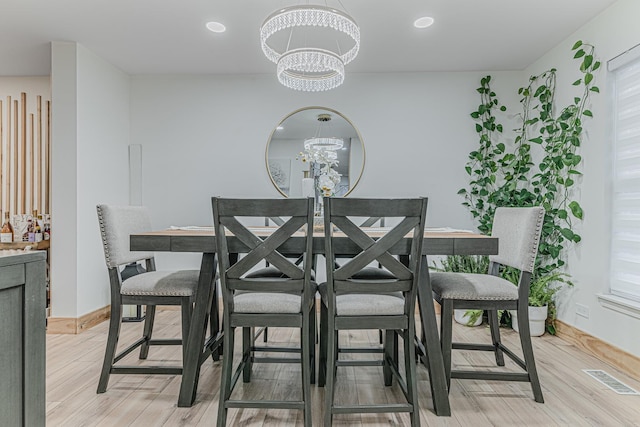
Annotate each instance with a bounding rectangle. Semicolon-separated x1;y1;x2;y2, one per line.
458;41;599;332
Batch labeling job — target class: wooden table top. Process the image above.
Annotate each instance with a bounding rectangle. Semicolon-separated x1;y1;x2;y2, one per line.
131;227;498;256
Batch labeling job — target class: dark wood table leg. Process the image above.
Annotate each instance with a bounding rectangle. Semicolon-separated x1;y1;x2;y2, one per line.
178;252;216;407
416;255;451;416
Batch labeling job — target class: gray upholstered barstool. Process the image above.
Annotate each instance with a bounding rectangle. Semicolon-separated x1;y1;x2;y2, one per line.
319;197;428;426
430;206;545;403
96;205;202;394
212;197;316;427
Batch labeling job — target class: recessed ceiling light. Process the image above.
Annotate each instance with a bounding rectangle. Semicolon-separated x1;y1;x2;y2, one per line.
414;16;434;29
206;21;226;33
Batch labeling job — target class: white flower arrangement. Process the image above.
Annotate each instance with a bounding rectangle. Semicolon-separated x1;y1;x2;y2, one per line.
297;148;342;196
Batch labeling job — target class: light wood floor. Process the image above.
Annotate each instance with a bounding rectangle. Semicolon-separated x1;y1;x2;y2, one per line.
46;309;640;426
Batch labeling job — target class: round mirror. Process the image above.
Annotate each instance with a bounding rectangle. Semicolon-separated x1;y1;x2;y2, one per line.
266;107;365;198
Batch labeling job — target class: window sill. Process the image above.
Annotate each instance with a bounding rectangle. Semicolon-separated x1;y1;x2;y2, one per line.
597;294;640;320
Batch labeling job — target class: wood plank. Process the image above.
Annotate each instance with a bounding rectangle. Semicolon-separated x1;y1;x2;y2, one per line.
47;305;111;334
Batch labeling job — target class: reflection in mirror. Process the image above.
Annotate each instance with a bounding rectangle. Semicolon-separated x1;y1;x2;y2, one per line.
266;107;365;198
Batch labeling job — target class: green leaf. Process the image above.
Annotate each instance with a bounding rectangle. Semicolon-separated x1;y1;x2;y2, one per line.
569;201;583;219
572;40;583;50
529;137;543;144
568;169;582;175
560;228;575;241
574;49;586;59
465;166;471;175
475;124;483;132
558;209;568;219
457;188;467;195
534;85;547;97
500;106;507;112
582;55;593;70
572;79;582;86
583;110;593;117
470;111;480;119
593;61;601;71
590;86;600;93
574;97;581;105
584;73;594;85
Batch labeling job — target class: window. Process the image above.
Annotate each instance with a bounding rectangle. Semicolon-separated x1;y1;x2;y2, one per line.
610;45;640;302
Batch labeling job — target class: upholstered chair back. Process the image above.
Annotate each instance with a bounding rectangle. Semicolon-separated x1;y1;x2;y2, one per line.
489;206;545;274
97;205;155;268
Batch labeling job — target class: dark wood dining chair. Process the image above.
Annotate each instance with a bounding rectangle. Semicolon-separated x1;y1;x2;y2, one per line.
95;205;202;393
212;197;316;427
319;197;428;426
430;206;545;402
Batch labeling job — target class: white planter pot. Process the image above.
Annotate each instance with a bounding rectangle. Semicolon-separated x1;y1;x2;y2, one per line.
511;305;548;337
454;309;483;327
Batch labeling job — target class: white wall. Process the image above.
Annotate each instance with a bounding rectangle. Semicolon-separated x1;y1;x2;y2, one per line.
130;71;522;270
524;0;640;356
51;42;130;318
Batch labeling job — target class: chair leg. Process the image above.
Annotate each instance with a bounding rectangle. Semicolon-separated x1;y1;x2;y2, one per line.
440;299;454;390
404;323;420;426
139;305;156;359
516;305;544;403
301;305;312;427
487;309;505;366
97;299;123;393
211;287;221;361
310;299;317;385
242;327;254;383
323;314;337;427
263;327;269;342
318;301;328;387
217;325;235;427
181;299;193;363
383;329;396;386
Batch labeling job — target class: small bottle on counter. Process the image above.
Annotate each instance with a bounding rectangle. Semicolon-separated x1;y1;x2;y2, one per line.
24;213;35;242
35;214;43;242
1;211;14;243
43;215;50;240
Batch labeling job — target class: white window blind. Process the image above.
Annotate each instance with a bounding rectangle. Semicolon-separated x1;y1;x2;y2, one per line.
611;46;640;302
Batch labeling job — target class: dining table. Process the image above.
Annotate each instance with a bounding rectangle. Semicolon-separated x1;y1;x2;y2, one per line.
130;226;498;416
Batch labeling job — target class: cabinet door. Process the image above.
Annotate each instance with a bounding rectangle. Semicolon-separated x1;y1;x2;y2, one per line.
0;254;45;427
0;266;25;425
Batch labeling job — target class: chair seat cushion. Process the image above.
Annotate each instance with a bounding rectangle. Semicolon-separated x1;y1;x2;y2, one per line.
430;272;518;301
350;267;396;280
246;266;315;281
234;292;303;314
121;270;199;297
318;283;405;316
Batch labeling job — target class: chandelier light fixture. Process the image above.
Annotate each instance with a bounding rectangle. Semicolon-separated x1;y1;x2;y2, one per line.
260;4;360;92
304;114;344;151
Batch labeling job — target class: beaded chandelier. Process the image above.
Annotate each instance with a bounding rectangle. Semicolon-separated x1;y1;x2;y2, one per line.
260;5;360;92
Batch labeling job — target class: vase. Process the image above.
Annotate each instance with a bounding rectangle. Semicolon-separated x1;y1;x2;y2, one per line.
511;305;548;337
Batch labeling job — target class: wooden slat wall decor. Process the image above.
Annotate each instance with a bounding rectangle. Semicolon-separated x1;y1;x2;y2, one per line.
0;92;51;217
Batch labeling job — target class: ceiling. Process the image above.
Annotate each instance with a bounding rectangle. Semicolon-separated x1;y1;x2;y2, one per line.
0;0;618;77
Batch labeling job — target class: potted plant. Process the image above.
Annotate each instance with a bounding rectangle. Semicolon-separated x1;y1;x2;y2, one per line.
505;271;570;336
458;40;598;334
